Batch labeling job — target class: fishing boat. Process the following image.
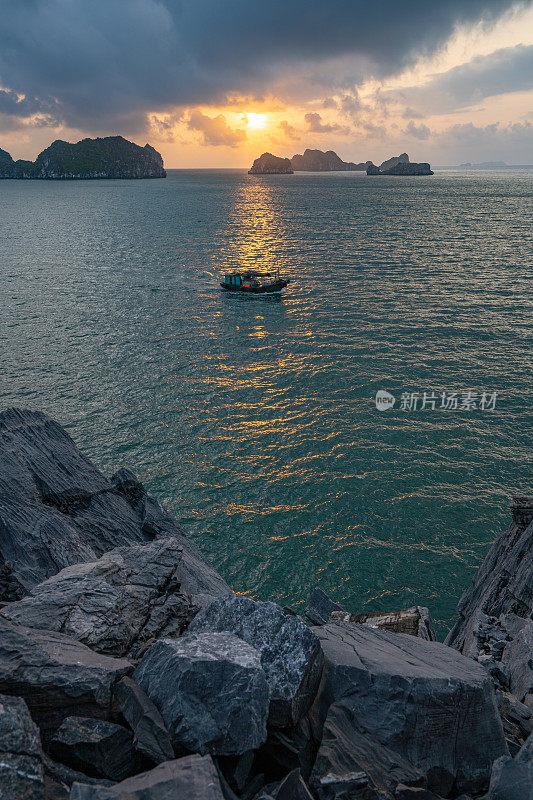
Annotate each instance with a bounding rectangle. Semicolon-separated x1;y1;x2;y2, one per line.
220;269;289;294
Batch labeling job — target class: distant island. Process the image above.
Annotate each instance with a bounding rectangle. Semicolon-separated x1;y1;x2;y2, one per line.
459;161;508;168
291;149;371;171
366;152;433;175
248;152;294;174
248;150;433;176
0;136;166;180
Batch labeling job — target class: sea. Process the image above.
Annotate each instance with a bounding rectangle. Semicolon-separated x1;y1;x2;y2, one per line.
1;168;531;638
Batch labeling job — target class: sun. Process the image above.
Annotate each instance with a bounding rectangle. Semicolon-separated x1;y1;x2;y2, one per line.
244;112;268;130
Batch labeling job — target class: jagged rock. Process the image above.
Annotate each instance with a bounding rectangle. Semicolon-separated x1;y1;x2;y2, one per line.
50;717;136;781
380;153;410;171
330;605;436;641
1;536;228;657
486;754;533;800
0;694;44;800
313;622;507;796
273;768;314;800
394;787;442;800
134;633;270;755
305;588;346;625
0;618;130;737
248;153;294;175
310;699;426;800
502;620;533;703
216;751;254;795
0;408;228;604
253;715;316;782
499;692;533;755
42;753;114;797
188;594;323;727
113;677;174;764
290;149;370;171
446;498;533;656
69;755;225;799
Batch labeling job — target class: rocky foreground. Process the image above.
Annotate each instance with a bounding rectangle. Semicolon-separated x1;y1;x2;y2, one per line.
0;408;531;799
0;136;166;180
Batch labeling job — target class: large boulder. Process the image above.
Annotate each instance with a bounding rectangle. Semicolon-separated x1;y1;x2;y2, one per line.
50;717;137;781
1;536;228;658
330;606;436;641
310;699;426;800
69;755;225;799
0;408;226;598
188;594;324;727
0;618;131;737
134;633;270;756
313;622;508;796
0;694;45;800
446;497;533;656
487;753;533;800
114;677;174;764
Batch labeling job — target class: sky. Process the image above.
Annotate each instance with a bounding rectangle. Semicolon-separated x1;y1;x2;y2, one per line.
1;0;532;167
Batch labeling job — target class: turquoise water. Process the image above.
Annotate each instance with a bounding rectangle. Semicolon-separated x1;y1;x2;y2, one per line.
1;169;531;636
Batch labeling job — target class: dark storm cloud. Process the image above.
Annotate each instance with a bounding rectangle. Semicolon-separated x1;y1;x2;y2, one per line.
0;0;521;130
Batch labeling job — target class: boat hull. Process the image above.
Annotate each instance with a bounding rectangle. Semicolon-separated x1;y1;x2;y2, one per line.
220;280;289;294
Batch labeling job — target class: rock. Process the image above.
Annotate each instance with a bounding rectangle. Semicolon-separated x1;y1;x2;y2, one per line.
290;149;371;171
42;754;114;797
50;717;136;781
216;751;254;795
0;408;228;603
0;136;166;180
486;755;533;800
330;605;436;641
445;497;533;656
113;677;174;764
305;588;346;625
248;153;294;175
1;536;228;657
134;632;270;756
273;768;314;800
0;618;131;738
379;153;410;171
518;730;533;761
313;622;507;796
69;755;225;799
188;594;324;727
0;694;45;800
253;716;316;782
499;692;532;755
366;159;433;176
310;699;426;800
394;787;442;800
502;620;533;703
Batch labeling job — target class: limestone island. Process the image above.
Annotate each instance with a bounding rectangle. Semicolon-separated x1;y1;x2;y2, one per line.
367;152;434;175
0;135;166;180
248;152;294;174
291;149;371;171
0;406;531;800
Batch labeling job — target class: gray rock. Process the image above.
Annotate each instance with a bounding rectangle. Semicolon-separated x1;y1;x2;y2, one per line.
0;618;131;737
255;715;317;781
50;717;136;782
310;699;425;800
486;755;533;800
188;594;324;727
330;605;436;641
114;677;174;764
499;692;532;755
69;754;225;799
313;622;507;796
502;620;533;703
1;537;226;657
0;409;227;601
0;694;44;800
134;633;270;756
394;787;442;800
273;769;314;800
517;730;533;762
446;499;533;656
305;588;346;625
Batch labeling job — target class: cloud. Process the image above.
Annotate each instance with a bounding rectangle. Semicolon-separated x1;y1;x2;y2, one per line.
187;110;246;146
304;112;350;134
404;120;431;139
0;0;519;132
278;120;299;140
322;97;338;109
386;43;533;115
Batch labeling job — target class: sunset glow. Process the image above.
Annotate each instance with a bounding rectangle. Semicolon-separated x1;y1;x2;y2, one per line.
244;113;268;130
